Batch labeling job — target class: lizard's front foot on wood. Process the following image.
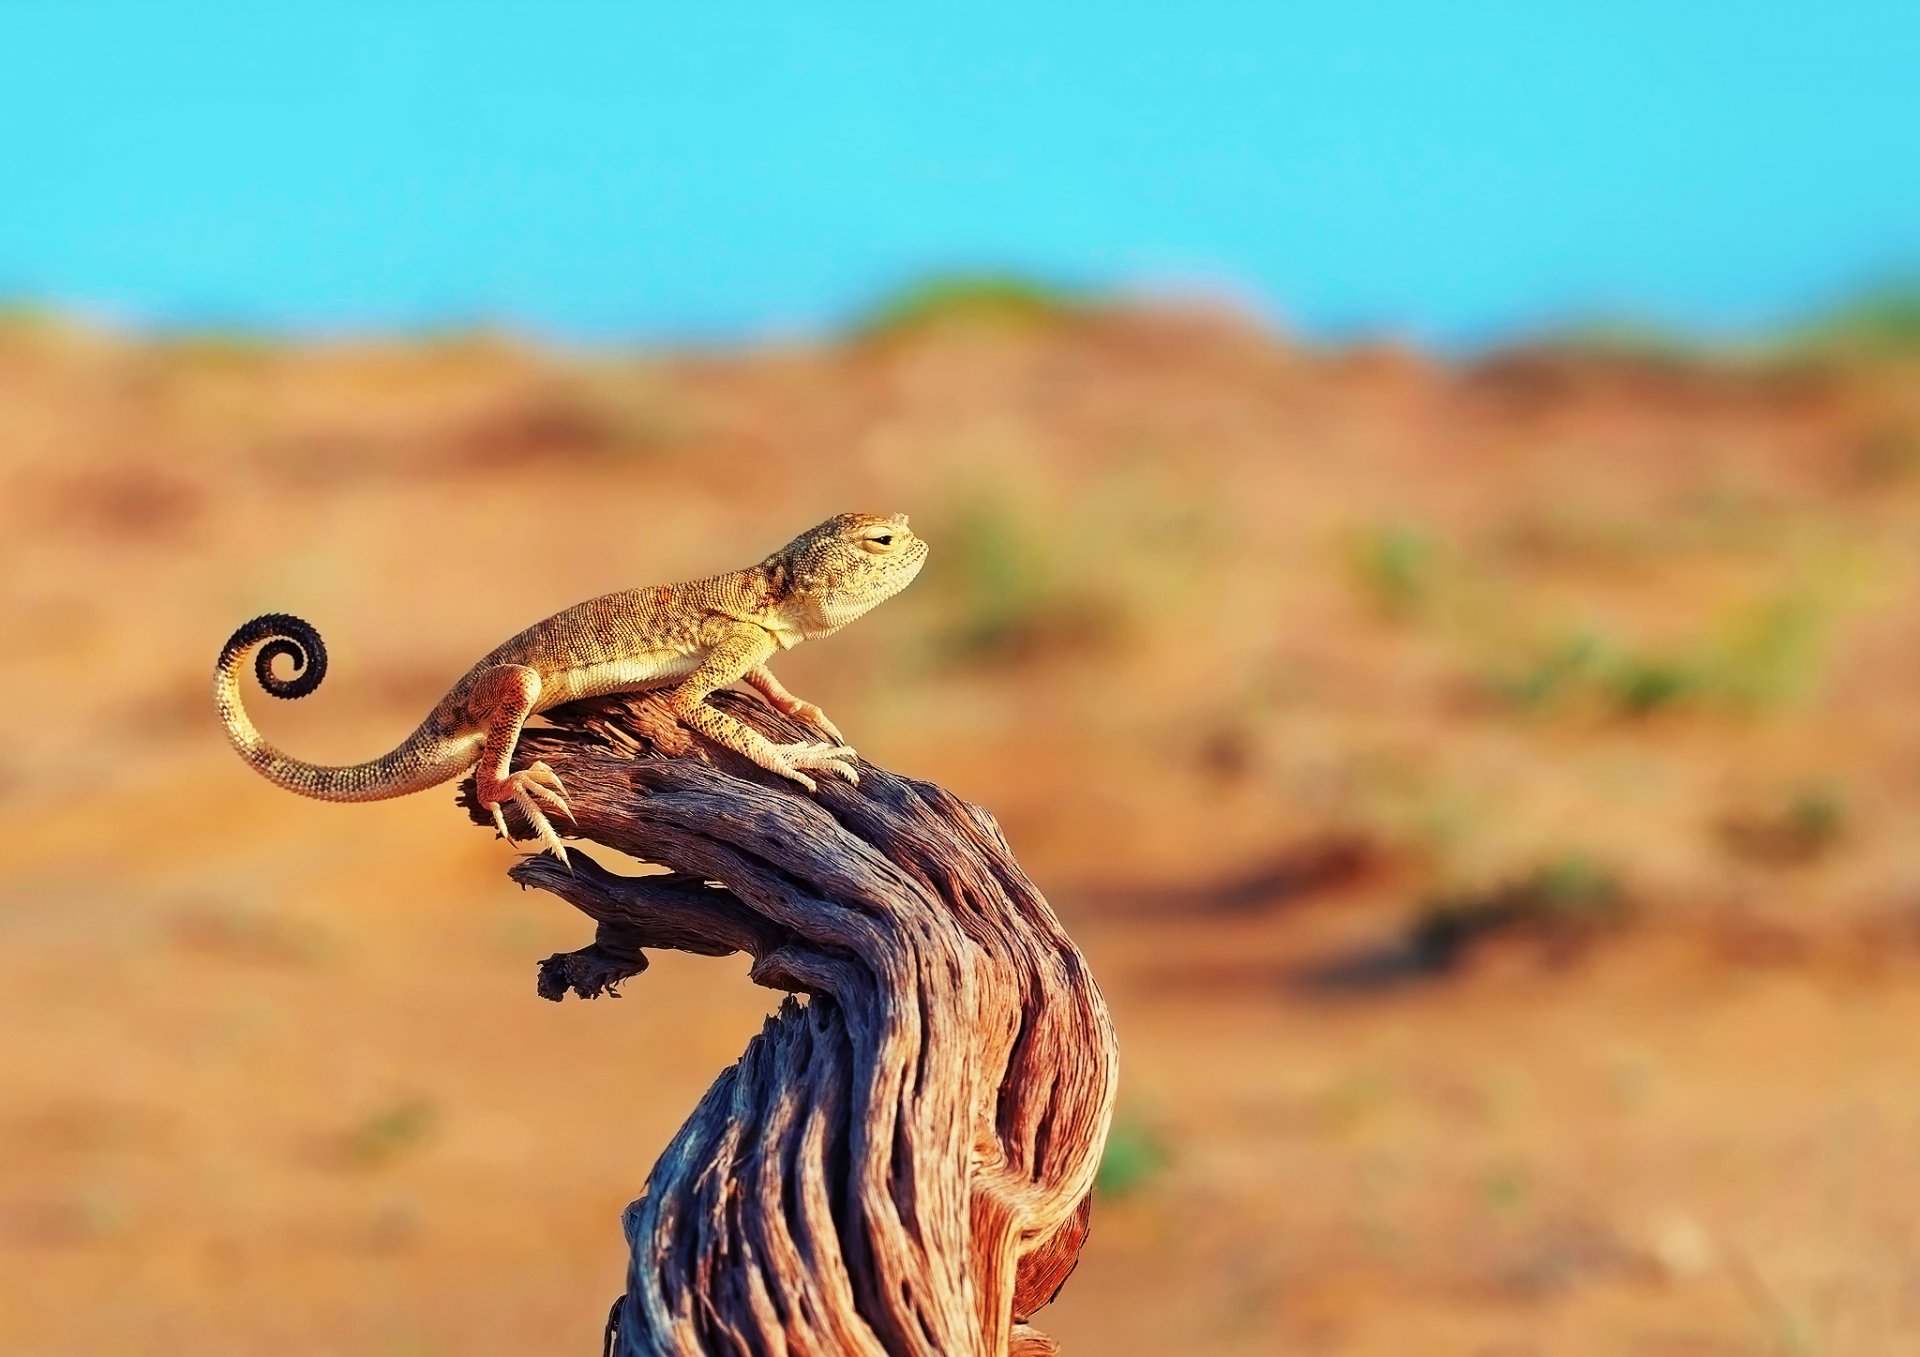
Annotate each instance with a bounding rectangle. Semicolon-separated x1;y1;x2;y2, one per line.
762;740;860;792
481;760;575;866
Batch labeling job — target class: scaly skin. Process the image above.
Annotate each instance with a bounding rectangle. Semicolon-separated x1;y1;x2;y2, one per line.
215;513;929;865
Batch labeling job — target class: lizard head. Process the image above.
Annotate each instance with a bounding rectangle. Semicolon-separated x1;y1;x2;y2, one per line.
773;512;928;634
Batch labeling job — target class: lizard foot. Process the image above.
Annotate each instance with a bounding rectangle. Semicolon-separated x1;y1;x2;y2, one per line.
771;699;846;745
763;740;861;792
483;760;576;868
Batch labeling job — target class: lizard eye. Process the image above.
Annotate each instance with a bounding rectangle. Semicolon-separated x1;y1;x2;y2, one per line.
865;534;894;550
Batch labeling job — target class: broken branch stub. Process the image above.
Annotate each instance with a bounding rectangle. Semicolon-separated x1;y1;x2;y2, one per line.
458;691;1118;1356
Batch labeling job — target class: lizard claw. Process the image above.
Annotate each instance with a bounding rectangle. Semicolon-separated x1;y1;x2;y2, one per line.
767;740;860;791
747;673;849;744
521;760;575;824
512;787;572;869
482;761;576;870
787;702;846;746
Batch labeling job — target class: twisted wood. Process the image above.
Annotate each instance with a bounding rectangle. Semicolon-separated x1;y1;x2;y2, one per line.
459;690;1116;1356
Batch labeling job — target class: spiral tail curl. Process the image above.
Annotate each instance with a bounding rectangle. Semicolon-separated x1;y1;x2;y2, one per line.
214;613;472;803
213;614;333;794
225;613;329;700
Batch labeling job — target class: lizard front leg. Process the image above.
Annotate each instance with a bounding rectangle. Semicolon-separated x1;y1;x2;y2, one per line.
669;624;859;791
468;664;576;864
743;663;847;744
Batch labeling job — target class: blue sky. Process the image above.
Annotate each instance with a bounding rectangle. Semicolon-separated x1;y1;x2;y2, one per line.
2;2;1915;344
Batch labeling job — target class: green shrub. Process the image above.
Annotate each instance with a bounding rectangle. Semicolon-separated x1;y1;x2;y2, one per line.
853;273;1082;340
1603;655;1702;717
155;327;279;365
1485;595;1829;721
1788;278;1920;358
1407;855;1628;971
929;500;1125;664
342;1098;439;1169
1096;1116;1170;1200
1348;523;1440;622
1490;632;1607;711
1718;785;1848;867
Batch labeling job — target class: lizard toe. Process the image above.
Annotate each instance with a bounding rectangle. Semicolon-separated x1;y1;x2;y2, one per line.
782;744;860;787
772;739;857;761
521;777;573;824
483;765;575;858
511;786;571;864
526;760;570;799
793;703;846;745
777;765;820;793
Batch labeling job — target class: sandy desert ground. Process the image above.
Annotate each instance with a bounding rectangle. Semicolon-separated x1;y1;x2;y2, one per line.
4;297;1920;1354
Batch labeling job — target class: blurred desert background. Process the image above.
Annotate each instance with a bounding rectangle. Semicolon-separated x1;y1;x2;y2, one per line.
4;285;1920;1355
7;6;1920;1355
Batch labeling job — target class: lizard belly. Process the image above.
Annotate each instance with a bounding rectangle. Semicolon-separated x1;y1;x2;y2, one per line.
538;652;699;708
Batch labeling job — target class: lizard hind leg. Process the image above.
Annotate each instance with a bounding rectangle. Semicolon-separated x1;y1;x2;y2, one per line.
469;664;576;868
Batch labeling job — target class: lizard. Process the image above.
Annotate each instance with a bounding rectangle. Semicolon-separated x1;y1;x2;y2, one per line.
214;512;928;867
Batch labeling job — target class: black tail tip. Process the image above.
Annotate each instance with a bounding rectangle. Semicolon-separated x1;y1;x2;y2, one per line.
223;612;329;700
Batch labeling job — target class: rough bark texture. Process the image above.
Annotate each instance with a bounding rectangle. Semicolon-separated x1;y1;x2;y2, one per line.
458;691;1118;1357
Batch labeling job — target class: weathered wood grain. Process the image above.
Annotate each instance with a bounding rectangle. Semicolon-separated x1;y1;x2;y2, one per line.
458;690;1118;1356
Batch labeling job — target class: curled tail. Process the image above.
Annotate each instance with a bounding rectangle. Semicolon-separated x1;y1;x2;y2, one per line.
214;613;478;803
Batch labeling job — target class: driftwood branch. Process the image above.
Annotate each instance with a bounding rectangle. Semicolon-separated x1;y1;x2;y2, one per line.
458;691;1117;1356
